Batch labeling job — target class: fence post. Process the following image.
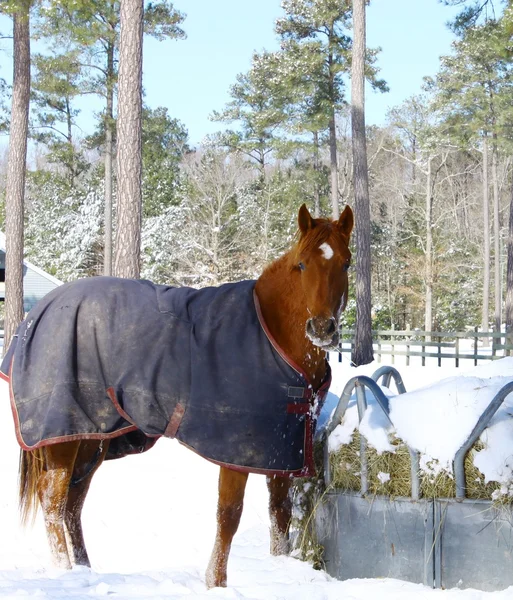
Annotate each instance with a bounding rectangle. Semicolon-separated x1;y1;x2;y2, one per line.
422;331;426;367
474;326;478;366
438;335;442;367
377;333;381;363
455;336;459;368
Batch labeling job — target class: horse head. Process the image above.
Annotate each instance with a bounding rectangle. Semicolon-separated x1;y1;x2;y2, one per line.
294;203;354;350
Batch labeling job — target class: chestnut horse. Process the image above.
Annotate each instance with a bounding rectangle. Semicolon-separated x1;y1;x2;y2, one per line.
9;203;353;588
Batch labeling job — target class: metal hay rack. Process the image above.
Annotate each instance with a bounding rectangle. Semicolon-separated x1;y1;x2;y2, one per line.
314;366;513;592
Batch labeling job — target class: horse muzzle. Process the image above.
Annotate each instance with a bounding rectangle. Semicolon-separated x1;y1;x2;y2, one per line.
305;317;340;350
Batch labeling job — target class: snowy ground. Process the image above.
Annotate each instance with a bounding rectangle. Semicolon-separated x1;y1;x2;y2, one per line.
2;356;513;599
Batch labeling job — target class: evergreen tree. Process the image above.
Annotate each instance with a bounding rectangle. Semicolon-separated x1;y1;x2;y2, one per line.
114;0;144;279
210;50;289;177
142;106;189;218
30;49;88;185
351;0;373;365
428;18;513;333
35;0;186;274
3;0;31;353
276;0;387;219
441;0;505;35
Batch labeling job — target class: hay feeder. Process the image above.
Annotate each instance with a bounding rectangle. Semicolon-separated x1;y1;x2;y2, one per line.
313;366;513;592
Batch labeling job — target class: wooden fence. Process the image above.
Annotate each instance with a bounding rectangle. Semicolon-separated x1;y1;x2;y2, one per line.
337;329;513;367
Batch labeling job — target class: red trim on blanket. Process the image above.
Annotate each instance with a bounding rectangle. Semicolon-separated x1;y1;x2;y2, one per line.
253;289;332;477
253;291;311;383
0;370;9;383
106;387;134;424
164;403;185;438
287;402;310;415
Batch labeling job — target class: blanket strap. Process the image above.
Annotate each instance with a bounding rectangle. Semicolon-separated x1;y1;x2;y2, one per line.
70;441;104;487
164;403;185;438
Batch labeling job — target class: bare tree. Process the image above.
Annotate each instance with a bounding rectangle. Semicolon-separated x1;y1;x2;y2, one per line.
114;0;143;279
491;135;501;334
482;136;490;345
505;173;513;350
350;0;373;366
4;0;31;354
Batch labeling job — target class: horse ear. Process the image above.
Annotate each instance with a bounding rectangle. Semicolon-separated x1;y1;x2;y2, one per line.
337;205;354;238
298;203;315;234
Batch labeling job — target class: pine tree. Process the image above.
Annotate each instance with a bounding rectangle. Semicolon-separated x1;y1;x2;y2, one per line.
210;50;289;177
36;0;186;275
351;0;373;365
3;0;31;353
30;49;87;185
142;106;189;218
276;0;386;219
114;0;144;279
428;17;513;334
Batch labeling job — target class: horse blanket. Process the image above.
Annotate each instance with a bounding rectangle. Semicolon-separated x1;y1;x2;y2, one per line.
1;277;331;477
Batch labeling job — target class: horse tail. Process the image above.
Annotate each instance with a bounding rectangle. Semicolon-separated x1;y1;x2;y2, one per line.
19;448;44;526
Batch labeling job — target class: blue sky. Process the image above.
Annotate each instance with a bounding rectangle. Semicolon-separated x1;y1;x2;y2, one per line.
142;0;462;145
0;0;462;148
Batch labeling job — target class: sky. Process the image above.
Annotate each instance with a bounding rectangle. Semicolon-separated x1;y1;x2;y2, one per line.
141;0;462;145
0;0;463;149
2;354;513;597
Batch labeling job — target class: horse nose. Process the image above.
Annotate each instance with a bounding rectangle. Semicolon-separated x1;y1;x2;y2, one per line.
326;318;336;336
306;316;337;338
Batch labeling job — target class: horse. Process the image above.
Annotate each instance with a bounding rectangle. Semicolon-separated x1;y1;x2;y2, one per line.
0;202;353;588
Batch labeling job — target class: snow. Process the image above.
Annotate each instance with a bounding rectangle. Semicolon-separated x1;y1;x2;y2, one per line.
2;357;513;598
328;357;513;489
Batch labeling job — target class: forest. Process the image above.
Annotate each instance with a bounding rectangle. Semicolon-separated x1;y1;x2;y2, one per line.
0;0;511;337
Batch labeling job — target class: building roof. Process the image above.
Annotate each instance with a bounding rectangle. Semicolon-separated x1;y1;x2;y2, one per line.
0;231;63;286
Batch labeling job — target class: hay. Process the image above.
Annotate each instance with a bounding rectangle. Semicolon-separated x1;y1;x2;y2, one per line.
330;431;413;498
329;432;502;501
290;477;326;569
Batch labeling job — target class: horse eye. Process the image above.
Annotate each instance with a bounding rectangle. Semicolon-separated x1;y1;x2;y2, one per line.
343;262;351;272
298;262;305;271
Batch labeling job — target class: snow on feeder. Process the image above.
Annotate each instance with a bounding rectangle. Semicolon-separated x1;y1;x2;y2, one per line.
300;359;513;592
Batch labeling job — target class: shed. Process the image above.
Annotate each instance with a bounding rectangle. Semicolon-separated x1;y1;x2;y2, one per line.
0;232;62;314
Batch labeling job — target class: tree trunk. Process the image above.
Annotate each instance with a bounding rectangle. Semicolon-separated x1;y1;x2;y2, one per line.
424;157;433;339
65;97;75;186
103;40;115;276
492;138;501;334
328;37;339;220
505;166;513;352
482;136;490;346
350;0;373;366
113;0;143;279
4;2;30;355
313;130;320;218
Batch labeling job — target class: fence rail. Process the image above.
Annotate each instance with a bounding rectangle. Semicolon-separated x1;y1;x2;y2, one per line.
338;329;513;367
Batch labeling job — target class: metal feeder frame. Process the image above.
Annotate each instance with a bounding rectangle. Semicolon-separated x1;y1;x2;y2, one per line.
314;366;513;591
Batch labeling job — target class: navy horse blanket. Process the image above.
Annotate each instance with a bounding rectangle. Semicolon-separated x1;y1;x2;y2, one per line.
1;277;330;476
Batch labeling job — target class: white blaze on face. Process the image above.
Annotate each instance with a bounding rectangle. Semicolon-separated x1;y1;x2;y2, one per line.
319;242;334;260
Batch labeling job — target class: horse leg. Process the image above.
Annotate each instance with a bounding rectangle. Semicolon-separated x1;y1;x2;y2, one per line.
205;467;248;589
65;440;110;567
37;441;81;569
267;475;292;555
